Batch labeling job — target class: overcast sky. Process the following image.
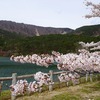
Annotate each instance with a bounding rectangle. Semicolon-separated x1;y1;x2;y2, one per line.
0;0;100;29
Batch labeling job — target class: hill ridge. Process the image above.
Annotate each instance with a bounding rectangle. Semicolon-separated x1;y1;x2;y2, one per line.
0;20;73;36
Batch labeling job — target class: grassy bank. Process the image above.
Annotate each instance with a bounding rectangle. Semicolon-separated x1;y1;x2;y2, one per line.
0;90;10;100
0;75;100;100
14;81;100;100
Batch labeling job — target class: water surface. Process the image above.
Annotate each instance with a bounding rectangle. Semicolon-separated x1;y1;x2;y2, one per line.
0;57;59;90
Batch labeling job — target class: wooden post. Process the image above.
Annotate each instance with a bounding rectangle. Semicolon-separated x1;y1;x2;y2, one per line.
86;71;89;82
90;71;93;82
0;81;3;96
66;82;69;87
38;87;42;93
49;70;53;91
11;73;17;100
72;79;75;86
0;84;1;96
95;75;98;81
59;81;61;88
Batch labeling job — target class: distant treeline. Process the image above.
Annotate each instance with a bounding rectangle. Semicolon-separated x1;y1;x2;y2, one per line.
0;32;100;56
75;24;100;36
0;24;100;56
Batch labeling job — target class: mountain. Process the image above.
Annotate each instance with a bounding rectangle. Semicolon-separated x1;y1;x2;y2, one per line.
74;24;100;36
0;20;99;38
0;20;73;36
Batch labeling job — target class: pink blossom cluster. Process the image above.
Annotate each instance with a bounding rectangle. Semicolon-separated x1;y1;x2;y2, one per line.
34;71;54;86
27;81;41;93
79;41;100;48
10;50;100;73
58;72;80;85
56;50;100;72
90;46;100;51
10;71;53;96
10;80;28;96
10;54;54;67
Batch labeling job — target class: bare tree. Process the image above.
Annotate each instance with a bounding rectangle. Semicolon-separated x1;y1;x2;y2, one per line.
85;1;100;18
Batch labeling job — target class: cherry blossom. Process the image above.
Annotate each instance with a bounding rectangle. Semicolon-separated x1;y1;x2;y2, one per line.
85;1;100;18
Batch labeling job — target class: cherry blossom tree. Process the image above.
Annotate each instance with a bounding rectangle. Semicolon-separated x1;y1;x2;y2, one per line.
85;1;100;18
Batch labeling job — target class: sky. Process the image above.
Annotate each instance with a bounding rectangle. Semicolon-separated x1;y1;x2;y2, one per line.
0;0;100;29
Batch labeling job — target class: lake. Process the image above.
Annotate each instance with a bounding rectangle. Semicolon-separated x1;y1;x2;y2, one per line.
0;57;59;90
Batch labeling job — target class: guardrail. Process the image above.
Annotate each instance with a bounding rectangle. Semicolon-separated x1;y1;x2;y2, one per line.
0;70;98;100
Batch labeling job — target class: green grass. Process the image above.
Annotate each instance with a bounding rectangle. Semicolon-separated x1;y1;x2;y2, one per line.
80;88;92;93
0;90;10;100
51;93;81;100
51;81;100;100
95;96;100;100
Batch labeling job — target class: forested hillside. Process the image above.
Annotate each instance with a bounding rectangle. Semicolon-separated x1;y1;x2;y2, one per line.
74;24;100;36
0;34;100;56
0;23;100;56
